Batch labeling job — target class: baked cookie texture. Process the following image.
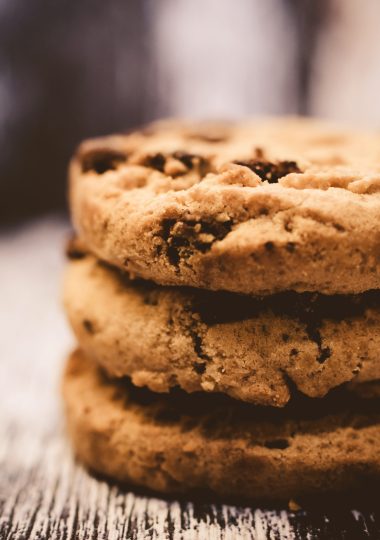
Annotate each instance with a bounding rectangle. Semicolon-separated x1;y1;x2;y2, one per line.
63;350;380;502
69;117;380;295
63;252;380;407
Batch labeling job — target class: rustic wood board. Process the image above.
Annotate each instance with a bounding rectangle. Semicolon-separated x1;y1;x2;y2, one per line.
1;217;379;540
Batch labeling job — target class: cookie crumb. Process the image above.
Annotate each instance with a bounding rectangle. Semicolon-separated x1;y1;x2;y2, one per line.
201;380;216;392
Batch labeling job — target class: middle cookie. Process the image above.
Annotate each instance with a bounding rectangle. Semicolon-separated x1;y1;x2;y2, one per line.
63;251;380;407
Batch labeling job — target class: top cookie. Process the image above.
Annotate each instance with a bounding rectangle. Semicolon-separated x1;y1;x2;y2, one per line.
69;117;380;295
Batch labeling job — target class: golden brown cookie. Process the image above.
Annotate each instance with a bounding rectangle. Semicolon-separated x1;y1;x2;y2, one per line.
69;117;380;295
63;252;380;407
62;349;380;502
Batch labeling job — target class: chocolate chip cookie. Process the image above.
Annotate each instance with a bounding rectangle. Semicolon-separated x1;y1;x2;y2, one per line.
63;251;380;407
69;118;380;295
62;349;380;502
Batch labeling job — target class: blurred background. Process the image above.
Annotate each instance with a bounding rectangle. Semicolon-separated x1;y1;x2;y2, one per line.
1;0;380;225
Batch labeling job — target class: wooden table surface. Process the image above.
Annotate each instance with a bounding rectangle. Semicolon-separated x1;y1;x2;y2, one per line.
1;217;379;540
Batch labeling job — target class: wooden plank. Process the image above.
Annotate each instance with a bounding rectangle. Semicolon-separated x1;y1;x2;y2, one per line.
0;218;379;539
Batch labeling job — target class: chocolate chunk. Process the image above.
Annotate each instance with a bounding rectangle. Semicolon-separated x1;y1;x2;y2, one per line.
160;218;233;266
172;151;210;176
318;346;332;364
81;149;127;174
234;159;301;183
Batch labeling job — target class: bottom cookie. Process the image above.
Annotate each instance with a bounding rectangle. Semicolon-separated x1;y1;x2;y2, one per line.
62;350;380;502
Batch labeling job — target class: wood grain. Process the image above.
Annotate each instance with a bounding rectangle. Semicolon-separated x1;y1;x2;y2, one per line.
0;217;379;539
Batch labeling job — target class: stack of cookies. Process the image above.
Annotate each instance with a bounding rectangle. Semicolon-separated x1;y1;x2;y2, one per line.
62;118;380;502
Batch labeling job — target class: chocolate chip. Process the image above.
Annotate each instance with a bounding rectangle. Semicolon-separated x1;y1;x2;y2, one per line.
234;159;301;183
282;333;290;342
284;220;293;232
172;151;196;169
318;346;332;364
193;362;207;375
81;149;127;174
82;319;95;334
142;151;211;177
160;218;233;266
166;245;180;266
199;220;233;243
290;348;299;356
265;241;274;251
173;151;211;176
187;322;212;363
143;153;166;172
264;439;289;450
286;242;296;252
160;219;180;266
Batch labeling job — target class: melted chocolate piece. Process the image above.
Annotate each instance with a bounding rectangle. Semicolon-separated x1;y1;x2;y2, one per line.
234;159;301;183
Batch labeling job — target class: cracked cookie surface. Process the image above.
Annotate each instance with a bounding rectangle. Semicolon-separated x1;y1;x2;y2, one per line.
63;253;380;407
62;349;380;501
69;117;380;295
